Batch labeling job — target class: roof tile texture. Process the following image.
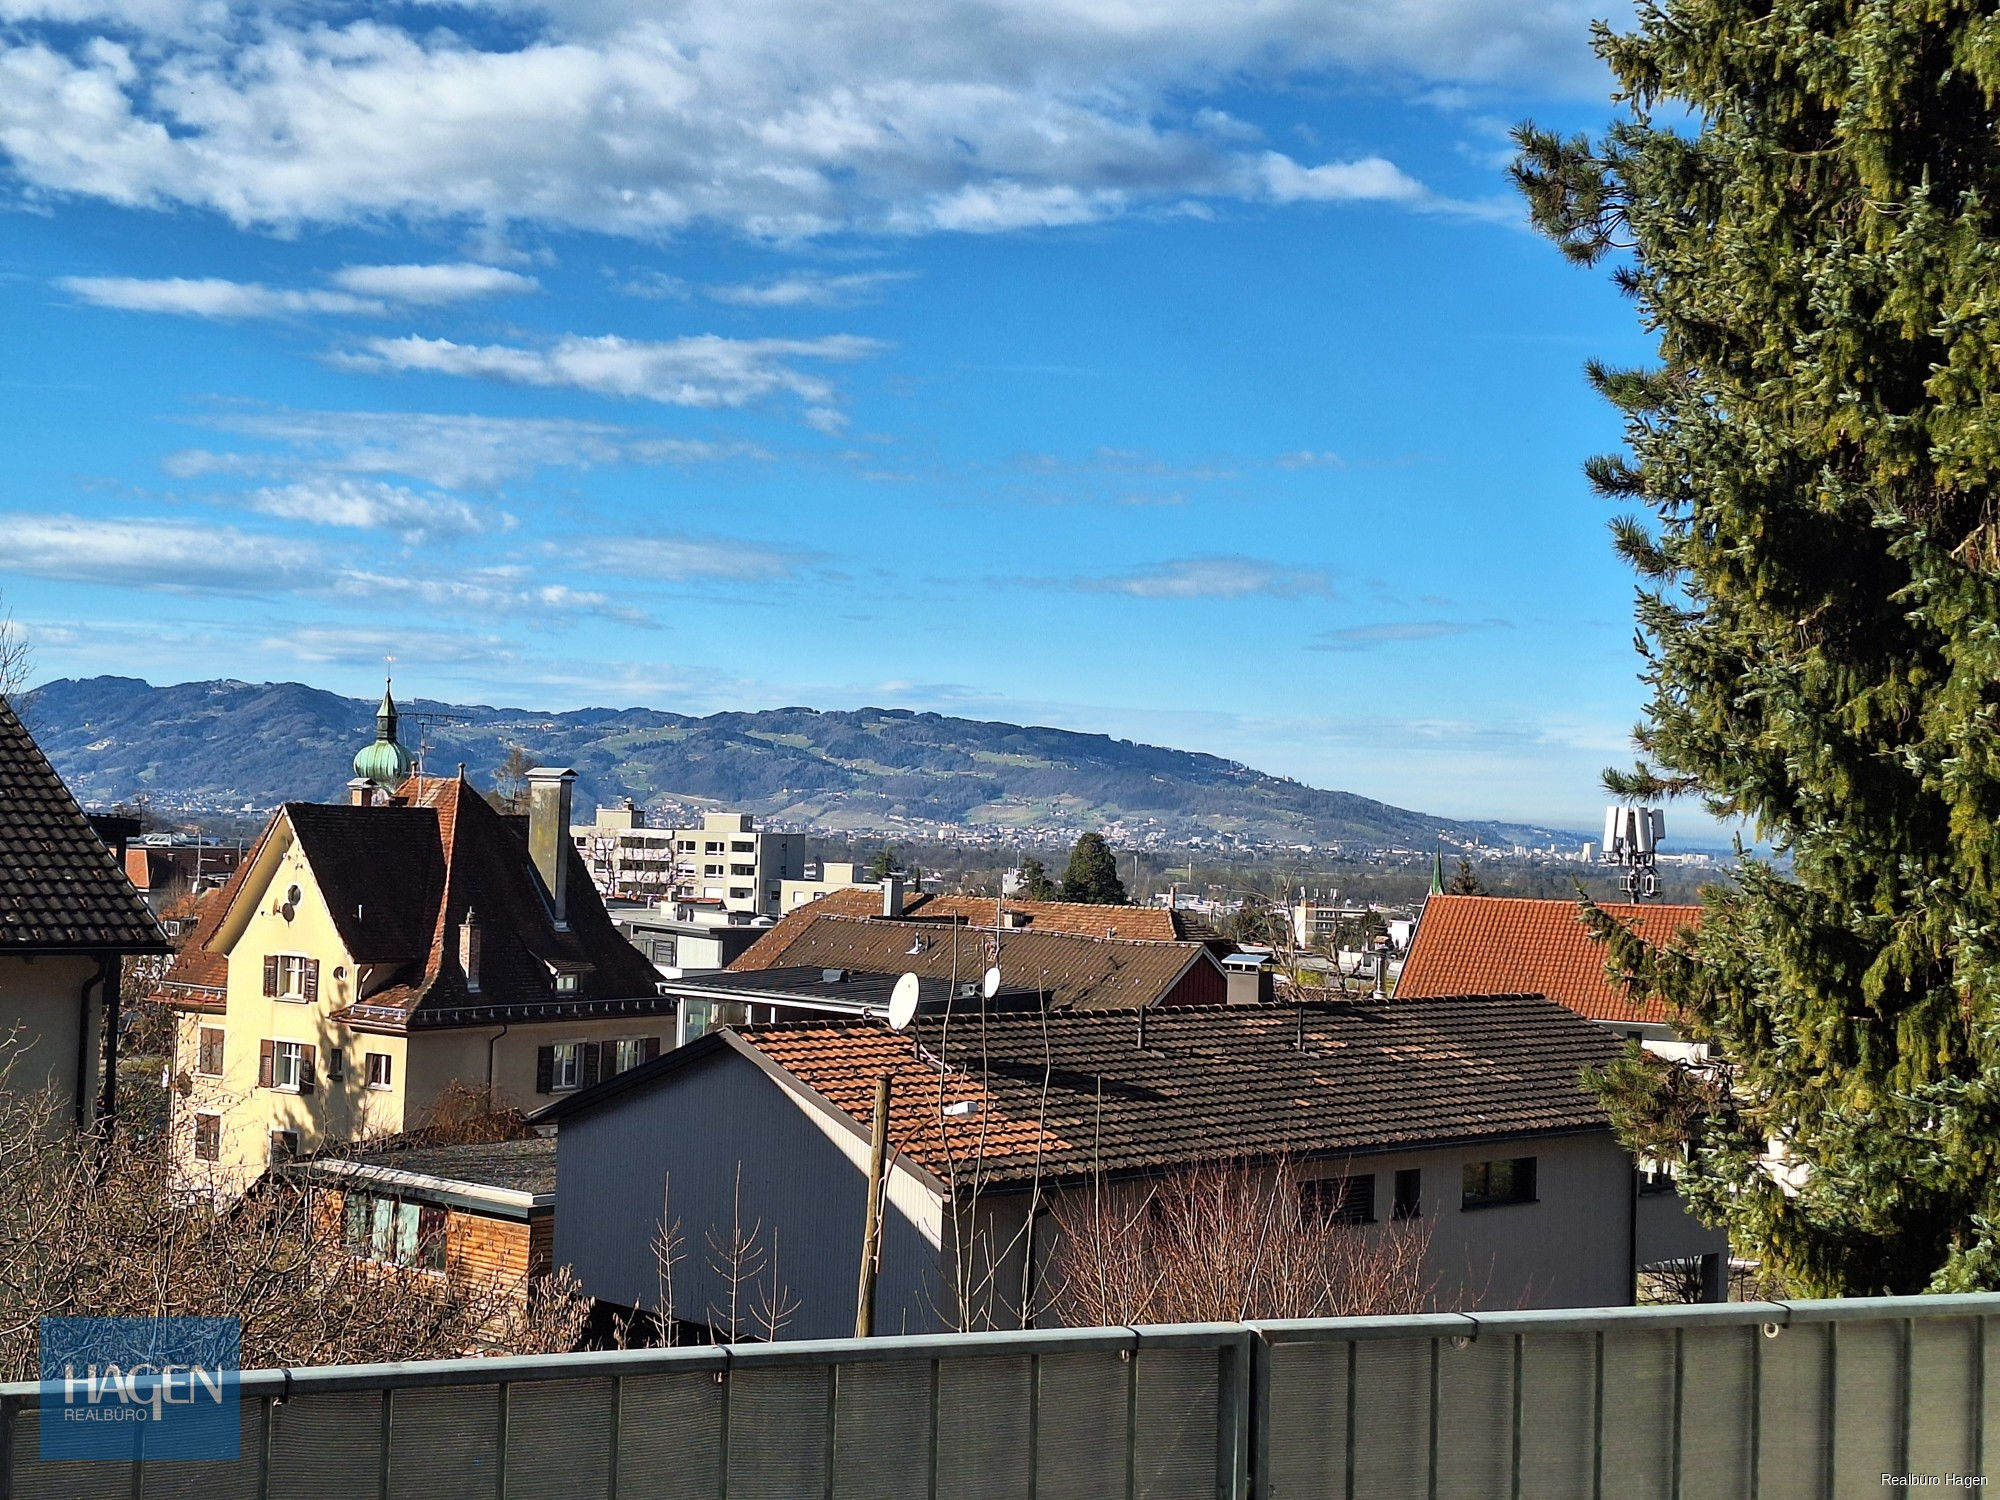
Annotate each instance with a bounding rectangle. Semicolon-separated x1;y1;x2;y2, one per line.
0;696;162;951
1396;895;1703;1025
741;994;1620;1186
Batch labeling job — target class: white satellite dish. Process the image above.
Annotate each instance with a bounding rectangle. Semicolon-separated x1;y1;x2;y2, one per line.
980;965;1002;1000
888;972;922;1031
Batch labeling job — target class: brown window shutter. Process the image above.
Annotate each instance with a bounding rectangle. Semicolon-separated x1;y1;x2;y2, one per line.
535;1046;554;1095
302;959;320;1002
417;1204;447;1271
580;1041;602;1087
262;955;279;997
299;1045;316;1094
640;1036;661;1064
258;1039;274;1089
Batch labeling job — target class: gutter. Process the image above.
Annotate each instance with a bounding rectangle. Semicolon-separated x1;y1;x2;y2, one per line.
297;1158;551;1222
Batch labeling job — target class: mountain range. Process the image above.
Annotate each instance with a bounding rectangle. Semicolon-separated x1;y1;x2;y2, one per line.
22;676;1575;851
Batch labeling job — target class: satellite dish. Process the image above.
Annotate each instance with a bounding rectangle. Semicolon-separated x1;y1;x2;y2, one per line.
980;965;1002;1000
888;972;922;1031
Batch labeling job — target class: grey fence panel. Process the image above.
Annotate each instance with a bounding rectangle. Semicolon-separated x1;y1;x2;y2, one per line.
1132;1346;1223;1500
1758;1318;1831;1500
1261;1340;1346;1500
616;1369;725;1500
1515;1330;1594;1498
935;1352;1032;1500
271;1388;383;1500
1434;1331;1513;1500
1908;1315;1980;1479
832;1358;932;1499
1677;1323;1754;1500
7;1296;2000;1500
724;1364;831;1500
507;1376;617;1500
1036;1350;1130;1500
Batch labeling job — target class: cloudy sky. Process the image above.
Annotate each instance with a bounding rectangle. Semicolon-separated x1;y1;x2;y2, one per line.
0;0;1654;830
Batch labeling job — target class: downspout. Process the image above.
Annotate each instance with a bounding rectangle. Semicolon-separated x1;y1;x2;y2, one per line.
75;960;109;1134
486;1022;510;1112
95;954;123;1137
1626;1154;1641;1307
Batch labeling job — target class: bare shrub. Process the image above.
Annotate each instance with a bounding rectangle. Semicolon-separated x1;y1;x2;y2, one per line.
1046;1157;1439;1326
0;1065;586;1380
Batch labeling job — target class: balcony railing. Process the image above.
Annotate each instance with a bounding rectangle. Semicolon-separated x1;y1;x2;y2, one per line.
5;1294;1996;1497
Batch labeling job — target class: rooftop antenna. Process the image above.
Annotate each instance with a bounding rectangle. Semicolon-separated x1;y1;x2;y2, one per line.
1603;805;1666;901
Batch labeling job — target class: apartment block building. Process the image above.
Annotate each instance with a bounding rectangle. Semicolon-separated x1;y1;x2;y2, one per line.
572;805;806;917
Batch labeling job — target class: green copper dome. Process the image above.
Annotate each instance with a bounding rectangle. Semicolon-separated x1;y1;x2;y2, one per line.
353;683;414;790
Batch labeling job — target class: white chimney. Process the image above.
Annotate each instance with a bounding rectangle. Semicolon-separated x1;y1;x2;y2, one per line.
459;907;482;994
348;777;375;807
526;767;576;929
882;874;905;918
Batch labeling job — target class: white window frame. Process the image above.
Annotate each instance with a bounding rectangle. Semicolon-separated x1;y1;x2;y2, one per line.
550;1042;583;1091
195;1026;225;1078
273;953;314;1002
554;973;580;994
365;1052;394;1090
272;1040;307;1093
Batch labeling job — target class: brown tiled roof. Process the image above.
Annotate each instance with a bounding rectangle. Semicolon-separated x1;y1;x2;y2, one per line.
161;776;660;1026
550;996;1619;1186
730;913;1218;1011
906;895;1191;942
1396;895;1704;1026
732;884;895;969
0;696;163;952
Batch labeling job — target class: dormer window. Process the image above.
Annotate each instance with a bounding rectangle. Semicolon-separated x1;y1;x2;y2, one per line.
554;973;579;995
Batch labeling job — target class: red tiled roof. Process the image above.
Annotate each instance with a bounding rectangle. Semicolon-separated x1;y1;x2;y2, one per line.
722;996;1621;1185
1396;895;1703;1026
730;912;1219;1011
161;775;660;1027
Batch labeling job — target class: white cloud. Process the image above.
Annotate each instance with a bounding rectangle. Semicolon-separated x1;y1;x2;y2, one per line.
1274;450;1346;470
1;511;632;619
0;1;1615;239
57;275;382;318
1311;618;1512;650
329;262;540;303
167;407;768;487
1077;555;1332;599
706;270;913;308
341;331;883;410
246;478;502;542
570;534;804;581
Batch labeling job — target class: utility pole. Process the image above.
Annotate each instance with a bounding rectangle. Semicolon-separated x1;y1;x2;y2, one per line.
854;1073;893;1337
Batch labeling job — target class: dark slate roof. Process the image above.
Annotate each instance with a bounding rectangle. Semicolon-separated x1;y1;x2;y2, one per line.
543;994;1623;1189
0;696;164;952
352;1136;557;1196
661;965;1041;1014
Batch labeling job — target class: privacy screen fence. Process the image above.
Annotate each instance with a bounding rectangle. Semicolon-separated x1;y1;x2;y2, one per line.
6;1294;1999;1499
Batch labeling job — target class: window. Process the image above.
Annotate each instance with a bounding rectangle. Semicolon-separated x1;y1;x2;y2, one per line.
326;1047;345;1082
610;1037;661;1075
731;841;754;854
260;1039;315;1093
344;1192;446;1271
704;863;724;877
268;1129;300;1164
649;937;678;966
1300;1173;1375;1225
261;953;320;1003
554;973;580;994
704;841;723;854
538;1040;602;1093
1462;1156;1537;1210
193;1113;220;1162
366;1052;393;1090
1393;1169;1423;1221
196;1027;225;1077
730;864;756;877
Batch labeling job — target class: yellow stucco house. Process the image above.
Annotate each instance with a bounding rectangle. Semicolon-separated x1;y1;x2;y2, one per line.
160;691;671;1193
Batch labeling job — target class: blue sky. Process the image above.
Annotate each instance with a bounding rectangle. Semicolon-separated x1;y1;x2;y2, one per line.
0;0;1657;831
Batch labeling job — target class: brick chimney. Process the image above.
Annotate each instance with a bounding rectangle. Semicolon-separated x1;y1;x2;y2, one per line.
526;767;576;929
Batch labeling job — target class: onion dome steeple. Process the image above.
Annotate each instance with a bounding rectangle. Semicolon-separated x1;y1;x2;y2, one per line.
352;678;415;792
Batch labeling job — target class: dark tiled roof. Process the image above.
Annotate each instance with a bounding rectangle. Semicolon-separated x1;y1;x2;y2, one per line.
733;913;1217;1011
352;1136;557;1196
1398;896;1704;1026
662;965;1038;1014
731;885;903;968
0;696;163;952
162;776;660;1026
549;995;1621;1187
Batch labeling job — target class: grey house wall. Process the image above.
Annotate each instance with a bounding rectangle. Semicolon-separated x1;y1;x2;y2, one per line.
554;1049;947;1341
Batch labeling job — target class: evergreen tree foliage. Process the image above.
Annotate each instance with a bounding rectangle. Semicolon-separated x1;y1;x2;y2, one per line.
1445;858;1486;896
1059;832;1129;905
1517;0;2000;1293
1013;856;1058;901
865;847;899;883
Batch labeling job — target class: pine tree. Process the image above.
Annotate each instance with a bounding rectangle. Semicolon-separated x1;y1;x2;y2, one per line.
1058;833;1129;905
1517;0;2000;1293
1445;858;1486;897
1013;856;1057;901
